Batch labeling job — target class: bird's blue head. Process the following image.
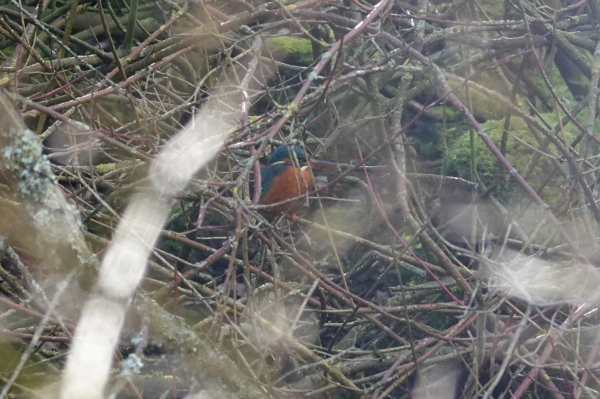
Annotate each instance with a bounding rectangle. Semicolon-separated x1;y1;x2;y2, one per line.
260;145;335;199
261;146;306;197
267;145;307;165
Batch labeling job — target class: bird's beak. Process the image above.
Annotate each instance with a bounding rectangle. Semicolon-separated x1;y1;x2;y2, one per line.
306;159;337;168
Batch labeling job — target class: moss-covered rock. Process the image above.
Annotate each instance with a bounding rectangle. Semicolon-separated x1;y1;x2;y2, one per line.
265;36;313;66
448;78;509;121
446;113;578;202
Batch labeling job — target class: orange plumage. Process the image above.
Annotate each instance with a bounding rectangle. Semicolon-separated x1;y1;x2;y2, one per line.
260;165;314;216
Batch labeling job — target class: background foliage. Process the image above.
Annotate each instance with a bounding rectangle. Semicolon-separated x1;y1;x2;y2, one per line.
1;0;600;398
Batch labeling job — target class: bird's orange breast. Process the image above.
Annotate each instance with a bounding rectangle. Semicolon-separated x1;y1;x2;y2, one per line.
260;165;314;215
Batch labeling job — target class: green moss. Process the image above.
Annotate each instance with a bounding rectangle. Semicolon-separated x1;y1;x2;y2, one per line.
265;36;313;66
3;45;15;58
447;113;577;202
95;163;117;173
448;80;508;121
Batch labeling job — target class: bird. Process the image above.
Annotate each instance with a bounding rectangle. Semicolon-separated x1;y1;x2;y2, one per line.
259;145;335;219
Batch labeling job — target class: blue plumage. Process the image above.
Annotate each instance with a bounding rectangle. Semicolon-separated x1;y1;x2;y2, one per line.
261;163;285;196
267;145;307;164
261;146;306;196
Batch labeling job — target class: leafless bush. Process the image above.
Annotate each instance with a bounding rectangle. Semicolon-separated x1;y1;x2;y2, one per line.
0;0;600;398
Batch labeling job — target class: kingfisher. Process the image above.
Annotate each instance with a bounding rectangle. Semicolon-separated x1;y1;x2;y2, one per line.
259;145;335;218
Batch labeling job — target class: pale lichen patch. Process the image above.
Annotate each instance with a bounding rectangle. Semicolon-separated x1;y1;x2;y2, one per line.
2;128;56;202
